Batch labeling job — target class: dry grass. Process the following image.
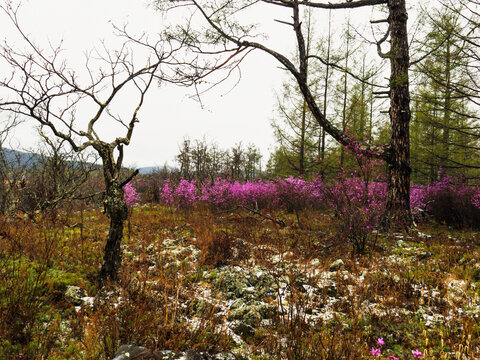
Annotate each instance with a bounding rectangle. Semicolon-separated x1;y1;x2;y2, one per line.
0;205;479;359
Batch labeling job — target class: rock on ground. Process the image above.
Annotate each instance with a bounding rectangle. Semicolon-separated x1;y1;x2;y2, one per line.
112;344;207;360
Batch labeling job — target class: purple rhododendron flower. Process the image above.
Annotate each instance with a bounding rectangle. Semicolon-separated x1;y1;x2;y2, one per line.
156;174;480;229
124;182;140;207
376;338;384;347
412;349;423;358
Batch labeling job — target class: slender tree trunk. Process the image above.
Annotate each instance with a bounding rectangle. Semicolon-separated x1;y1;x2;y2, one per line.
369;82;374;145
442;40;452;172
299;99;307;176
340;18;351;168
385;0;412;226
299;8;314;177
360;56;367;138
430;87;439;182
320;9;332;165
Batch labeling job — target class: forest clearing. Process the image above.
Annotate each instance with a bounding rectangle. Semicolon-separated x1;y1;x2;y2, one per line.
1;0;480;358
1;175;479;359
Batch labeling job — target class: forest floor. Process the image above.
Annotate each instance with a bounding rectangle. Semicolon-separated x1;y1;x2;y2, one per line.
0;205;479;359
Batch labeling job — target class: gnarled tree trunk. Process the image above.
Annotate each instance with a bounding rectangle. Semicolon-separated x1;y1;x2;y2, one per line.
98;179;128;285
97;148;130;286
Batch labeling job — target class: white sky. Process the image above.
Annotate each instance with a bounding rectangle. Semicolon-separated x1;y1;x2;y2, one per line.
0;0;424;168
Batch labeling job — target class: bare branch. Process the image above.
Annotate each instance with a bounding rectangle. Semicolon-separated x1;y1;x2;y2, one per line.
261;0;387;10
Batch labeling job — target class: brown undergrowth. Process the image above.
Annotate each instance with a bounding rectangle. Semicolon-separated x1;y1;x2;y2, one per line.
0;205;479;359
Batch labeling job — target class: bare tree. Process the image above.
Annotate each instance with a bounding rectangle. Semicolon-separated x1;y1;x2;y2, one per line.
0;115;24;218
156;0;413;226
175;138;261;182
177;138;193;180
0;3;212;284
17;129;97;220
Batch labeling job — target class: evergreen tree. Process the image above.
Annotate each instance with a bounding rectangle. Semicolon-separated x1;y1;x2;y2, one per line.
411;7;480;183
270;8;324;177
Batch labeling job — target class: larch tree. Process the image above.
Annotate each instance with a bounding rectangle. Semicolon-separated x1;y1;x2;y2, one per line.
269;9;330;177
331;21;381;170
339;17;353;167
410;2;480;183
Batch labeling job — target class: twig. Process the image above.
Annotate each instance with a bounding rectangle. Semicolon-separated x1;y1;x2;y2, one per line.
237;205;287;227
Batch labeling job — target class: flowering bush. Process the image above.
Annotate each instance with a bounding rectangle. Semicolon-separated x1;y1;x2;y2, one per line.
320;153;386;253
159;178;277;209
423;175;480;228
156;174;480;231
123;182;140;207
174;179;199;208
158;177;323;211
199;178;278;209
274;176;324;212
323;176;386;253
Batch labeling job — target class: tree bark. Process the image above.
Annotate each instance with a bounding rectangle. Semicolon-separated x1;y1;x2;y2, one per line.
299;99;307;176
442;39;452;172
98;181;128;285
340;18;351;168
385;0;412;226
98;151;129;286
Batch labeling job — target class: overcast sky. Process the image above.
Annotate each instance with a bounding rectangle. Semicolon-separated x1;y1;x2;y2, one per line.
0;0;423;168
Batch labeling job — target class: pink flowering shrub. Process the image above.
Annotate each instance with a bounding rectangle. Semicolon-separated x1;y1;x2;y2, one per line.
423;175;480;228
168;179;199;208
123;182;140;207
198;178;234;208
156;173;480;231
321;154;386;253
157;179;174;206
199;178;278;209
274;176;324;212
158;177;323;211
322;176;386;253
410;184;427;216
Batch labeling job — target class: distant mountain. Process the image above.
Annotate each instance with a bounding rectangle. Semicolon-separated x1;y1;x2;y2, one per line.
0;148;99;170
2;148;173;174
0;148;41;168
137;165;173;174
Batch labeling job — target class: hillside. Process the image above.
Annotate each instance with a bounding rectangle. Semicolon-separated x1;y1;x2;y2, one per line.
0;148;41;168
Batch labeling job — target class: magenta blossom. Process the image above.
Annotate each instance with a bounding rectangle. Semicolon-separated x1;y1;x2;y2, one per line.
412;349;423;358
376;338;384;347
370;348;381;356
124;182;140;207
